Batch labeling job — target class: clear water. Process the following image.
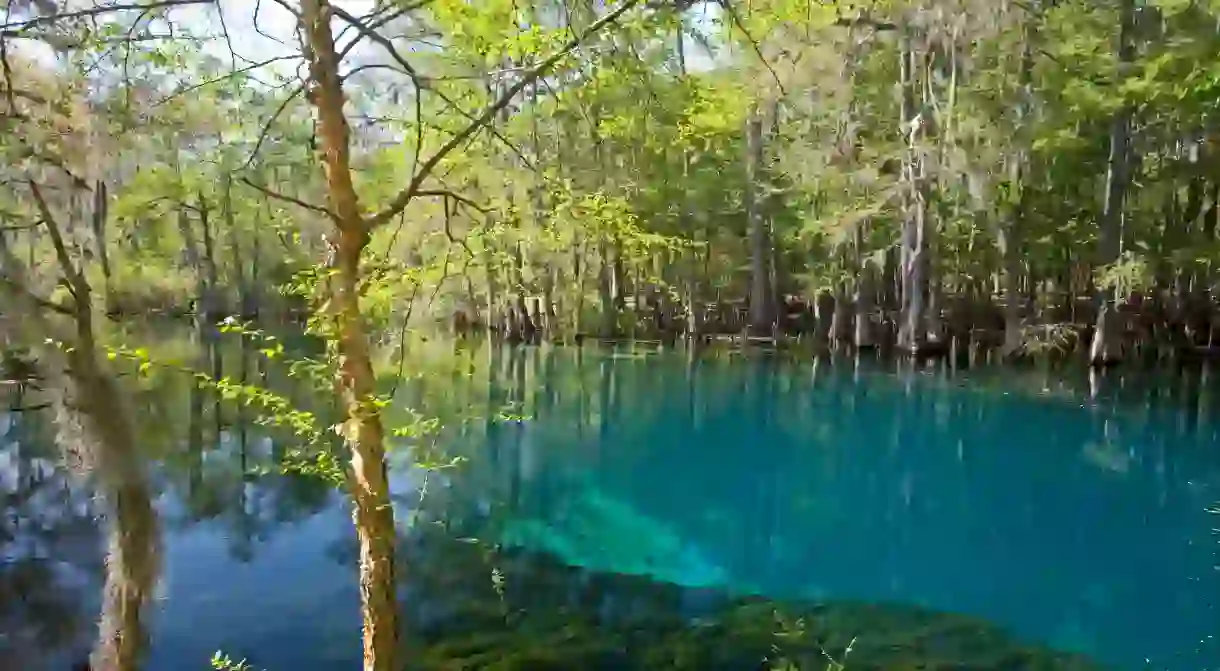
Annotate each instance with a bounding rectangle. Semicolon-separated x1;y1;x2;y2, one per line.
2;338;1218;670
466;348;1220;670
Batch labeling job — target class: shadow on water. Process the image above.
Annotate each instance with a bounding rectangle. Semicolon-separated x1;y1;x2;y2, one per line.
2;329;1218;670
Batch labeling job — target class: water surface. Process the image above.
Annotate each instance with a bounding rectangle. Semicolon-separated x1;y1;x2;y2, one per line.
1;335;1217;670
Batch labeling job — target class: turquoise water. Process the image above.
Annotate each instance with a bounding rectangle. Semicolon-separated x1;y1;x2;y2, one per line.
2;342;1218;669
467;350;1220;670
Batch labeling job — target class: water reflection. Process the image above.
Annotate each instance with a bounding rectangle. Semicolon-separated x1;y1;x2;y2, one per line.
432;344;1220;671
0;333;1217;670
0;395;101;669
0;293;162;671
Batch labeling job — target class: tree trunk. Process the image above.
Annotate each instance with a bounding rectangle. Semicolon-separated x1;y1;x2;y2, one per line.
251;203;263;317
851;218;875;347
484;232;502;333
854;265;877;348
300;2;399;670
572;240;585;336
612;238;626;314
197;194;221;320
178;207;208;324
813;291;834;343
1000;223;1023;356
1089;0;1136;366
677;27;699;341
91;181;115;314
224;176;250;317
512;240;533;340
897;26;928;352
1002;7;1037;358
599;238;627;337
746;107;774;334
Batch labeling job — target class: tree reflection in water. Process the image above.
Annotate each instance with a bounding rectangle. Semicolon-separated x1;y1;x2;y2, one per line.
0;261;160;671
3;329;1213;670
0;396;102;669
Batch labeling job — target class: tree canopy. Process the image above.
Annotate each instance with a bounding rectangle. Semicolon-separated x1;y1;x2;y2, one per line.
4;0;1220;668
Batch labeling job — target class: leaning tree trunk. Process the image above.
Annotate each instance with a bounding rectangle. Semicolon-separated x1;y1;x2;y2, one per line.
299;2;399;670
1089;0;1136;366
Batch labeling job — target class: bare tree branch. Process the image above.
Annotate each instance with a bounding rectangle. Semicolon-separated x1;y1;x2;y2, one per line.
253;0;288;46
367;0;642;228
717;0;786;95
120;8;155;126
268;0;301;19
0;220;42;232
0;0;213;34
415;189;491;213
329;5;419;79
335;0;438;59
429;85;535;169
154;56;297;106
28;181;87;298
20;287;74;316
241;82;307;170
240;176;336;220
0;276;74;315
327;3;432;183
13;147;92;190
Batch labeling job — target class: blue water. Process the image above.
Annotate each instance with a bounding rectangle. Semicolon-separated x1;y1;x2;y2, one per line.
2;344;1218;669
461;350;1220;670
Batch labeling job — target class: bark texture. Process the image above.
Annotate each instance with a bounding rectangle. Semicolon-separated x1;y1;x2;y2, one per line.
300;1;400;669
1089;0;1136;365
746;107;774;334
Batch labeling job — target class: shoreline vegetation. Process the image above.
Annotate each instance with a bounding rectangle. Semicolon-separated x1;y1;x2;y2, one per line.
1;0;1217;374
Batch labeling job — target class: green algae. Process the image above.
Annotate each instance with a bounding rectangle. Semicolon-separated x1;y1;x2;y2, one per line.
400;531;1102;671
